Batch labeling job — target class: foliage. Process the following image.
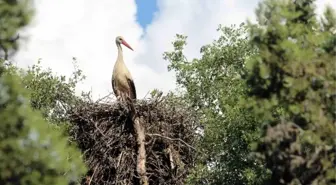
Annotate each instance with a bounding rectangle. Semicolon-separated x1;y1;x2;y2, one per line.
0;0;34;60
0;1;88;184
244;0;336;184
164;23;268;185
8;59;87;123
0;61;87;185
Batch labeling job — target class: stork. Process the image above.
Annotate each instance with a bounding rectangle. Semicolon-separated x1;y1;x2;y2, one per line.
112;36;137;102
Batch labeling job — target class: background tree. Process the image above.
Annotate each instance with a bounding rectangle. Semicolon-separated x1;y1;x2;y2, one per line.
0;0;87;184
244;0;336;184
164;23;268;185
0;64;87;184
0;0;33;60
3;59;88;124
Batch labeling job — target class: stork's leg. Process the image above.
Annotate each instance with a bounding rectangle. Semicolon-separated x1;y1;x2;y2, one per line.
116;90;123;102
119;93;123;102
122;93;127;102
118;93;125;104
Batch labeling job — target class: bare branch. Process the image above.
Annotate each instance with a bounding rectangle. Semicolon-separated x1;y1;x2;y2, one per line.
147;133;196;151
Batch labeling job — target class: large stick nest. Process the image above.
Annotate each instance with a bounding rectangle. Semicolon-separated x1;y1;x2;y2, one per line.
68;95;200;185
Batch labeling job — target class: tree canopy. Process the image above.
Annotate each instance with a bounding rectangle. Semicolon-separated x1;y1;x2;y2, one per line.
0;64;86;184
245;0;336;184
164;0;335;184
164;23;268;185
0;0;87;184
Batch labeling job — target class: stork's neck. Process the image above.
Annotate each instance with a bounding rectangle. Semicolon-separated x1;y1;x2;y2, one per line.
117;43;124;62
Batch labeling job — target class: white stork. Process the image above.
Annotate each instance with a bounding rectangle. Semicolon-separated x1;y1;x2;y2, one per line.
112;36;136;102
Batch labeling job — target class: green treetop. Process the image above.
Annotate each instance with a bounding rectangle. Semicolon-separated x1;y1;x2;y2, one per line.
245;0;336;184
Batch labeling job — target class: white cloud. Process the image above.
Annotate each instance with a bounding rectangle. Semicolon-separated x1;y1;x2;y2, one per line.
14;0;336;101
15;0;143;100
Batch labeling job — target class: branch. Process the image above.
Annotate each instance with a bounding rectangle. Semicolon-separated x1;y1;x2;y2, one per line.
88;164;98;185
147;133;196;151
95;92;113;103
133;115;149;185
0;34;20;60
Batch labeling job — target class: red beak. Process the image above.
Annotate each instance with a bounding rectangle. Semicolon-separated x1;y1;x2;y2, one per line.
121;40;133;51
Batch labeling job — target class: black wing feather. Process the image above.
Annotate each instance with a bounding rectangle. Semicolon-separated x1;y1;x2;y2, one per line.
112;78;118;96
127;78;137;100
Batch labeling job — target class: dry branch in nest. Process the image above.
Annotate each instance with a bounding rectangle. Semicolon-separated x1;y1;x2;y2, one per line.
68;95;200;185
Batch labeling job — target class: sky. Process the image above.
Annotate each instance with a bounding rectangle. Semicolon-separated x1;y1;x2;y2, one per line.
135;0;158;28
14;0;336;101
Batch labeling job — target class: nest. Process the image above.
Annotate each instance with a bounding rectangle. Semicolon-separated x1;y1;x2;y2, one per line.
68;95;199;185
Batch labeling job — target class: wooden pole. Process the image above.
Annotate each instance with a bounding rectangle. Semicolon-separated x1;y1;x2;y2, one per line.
133;116;149;185
128;99;149;185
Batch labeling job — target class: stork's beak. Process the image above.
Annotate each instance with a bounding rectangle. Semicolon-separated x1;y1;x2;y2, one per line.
121;40;133;51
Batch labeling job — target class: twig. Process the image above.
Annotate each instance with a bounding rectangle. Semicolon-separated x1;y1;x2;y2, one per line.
94;122;108;138
147;133;196;151
95;92;113;103
167;145;175;170
77;113;108;138
143;91;150;99
117;151;123;168
88;164;99;185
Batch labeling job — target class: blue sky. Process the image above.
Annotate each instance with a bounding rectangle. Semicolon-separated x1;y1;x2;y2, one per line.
135;0;158;28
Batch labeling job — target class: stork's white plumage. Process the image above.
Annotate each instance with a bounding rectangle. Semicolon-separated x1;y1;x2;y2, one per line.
112;36;136;101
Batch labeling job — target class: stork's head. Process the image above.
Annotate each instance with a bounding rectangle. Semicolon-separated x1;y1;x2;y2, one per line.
116;36;133;51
